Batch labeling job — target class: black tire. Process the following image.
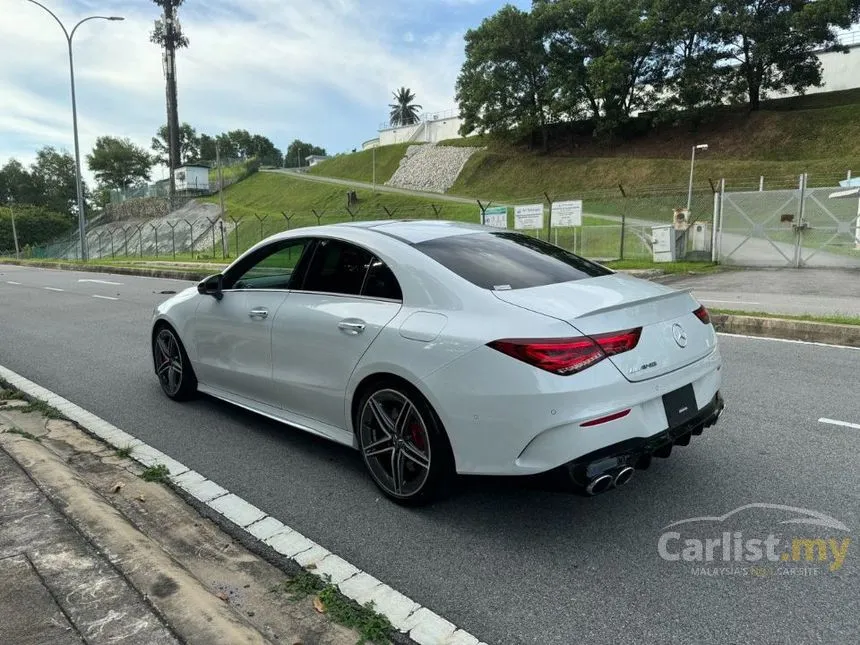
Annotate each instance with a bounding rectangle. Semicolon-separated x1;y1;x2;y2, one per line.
152;324;197;401
355;378;455;506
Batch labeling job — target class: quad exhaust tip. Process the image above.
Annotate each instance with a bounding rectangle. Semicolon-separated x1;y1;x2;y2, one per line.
613;466;635;488
585;466;634;495
586;474;613;496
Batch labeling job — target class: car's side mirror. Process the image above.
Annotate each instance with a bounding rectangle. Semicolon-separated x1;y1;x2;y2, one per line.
197;274;224;300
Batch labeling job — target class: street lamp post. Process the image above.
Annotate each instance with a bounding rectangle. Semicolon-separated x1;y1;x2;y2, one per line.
25;1;123;262
687;143;709;212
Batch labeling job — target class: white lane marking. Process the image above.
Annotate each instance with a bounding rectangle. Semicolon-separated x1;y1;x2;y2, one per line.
92;295;119;301
79;278;123;285
0;364;481;645
818;418;860;430
717;332;860;351
6;281;21;285
43;287;64;292
701;299;761;305
6;265;199;284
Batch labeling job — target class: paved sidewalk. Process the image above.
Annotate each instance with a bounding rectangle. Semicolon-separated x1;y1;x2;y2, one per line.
0;448;178;645
0;397;366;645
658;267;860;317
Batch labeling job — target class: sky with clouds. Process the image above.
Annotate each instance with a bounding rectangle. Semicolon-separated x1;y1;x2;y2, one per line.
1;0;529;183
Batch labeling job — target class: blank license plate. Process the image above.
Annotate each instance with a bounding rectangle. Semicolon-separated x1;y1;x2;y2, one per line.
662;384;698;428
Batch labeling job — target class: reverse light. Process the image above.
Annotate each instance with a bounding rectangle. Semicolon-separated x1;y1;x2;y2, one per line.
693;305;711;325
487;327;642;376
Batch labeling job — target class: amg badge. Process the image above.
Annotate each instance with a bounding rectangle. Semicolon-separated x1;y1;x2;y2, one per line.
629;360;658;375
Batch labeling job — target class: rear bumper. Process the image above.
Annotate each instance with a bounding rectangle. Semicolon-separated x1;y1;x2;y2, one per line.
565;391;725;480
421;343;723;476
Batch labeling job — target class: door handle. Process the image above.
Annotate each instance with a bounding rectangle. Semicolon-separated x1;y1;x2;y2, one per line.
338;320;366;334
249;307;269;320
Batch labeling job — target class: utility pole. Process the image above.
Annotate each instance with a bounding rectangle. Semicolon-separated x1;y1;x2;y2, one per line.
7;197;20;260
157;0;183;212
217;143;227;257
372;146;376;189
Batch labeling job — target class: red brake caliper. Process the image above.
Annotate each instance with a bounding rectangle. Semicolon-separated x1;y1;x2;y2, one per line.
409;422;426;452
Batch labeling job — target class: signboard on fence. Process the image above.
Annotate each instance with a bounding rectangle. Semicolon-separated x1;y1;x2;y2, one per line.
481;206;508;229
551;200;583;228
514;204;544;230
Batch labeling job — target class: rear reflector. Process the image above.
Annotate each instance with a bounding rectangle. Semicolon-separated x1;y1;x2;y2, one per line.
580;409;631;427
487;327;642;376
693;305;711;325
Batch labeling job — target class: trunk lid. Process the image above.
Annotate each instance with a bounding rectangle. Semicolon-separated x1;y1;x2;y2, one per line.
491;273;716;381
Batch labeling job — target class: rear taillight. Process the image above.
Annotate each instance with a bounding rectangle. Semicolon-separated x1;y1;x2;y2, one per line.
693;305;711;325
487;328;642;376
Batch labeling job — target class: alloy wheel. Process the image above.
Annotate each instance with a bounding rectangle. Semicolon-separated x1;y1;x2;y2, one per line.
155;328;184;397
359;388;432;498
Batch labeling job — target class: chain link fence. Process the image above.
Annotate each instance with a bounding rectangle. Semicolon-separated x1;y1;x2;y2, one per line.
1;182;723;264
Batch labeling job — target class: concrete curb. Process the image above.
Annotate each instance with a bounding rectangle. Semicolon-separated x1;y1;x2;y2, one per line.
0;260;210;282
0;365;487;645
711;313;860;348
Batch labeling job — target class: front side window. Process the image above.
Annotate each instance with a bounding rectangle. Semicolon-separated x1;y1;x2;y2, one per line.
414;231;612;290
225;238;311;290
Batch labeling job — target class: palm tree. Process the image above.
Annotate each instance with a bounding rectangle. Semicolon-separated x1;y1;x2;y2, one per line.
388;87;422;126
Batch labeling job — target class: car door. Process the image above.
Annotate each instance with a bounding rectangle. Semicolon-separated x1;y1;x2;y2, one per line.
271;237;403;431
192;237;313;404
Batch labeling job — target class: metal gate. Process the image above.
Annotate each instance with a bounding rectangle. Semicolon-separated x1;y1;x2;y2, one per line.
715;175;860;268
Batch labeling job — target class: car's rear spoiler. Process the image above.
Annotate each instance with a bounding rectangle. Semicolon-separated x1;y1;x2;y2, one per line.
573;288;695;321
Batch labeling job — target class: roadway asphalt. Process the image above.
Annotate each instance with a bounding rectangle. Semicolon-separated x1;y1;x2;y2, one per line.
1;263;858;645
662;267;860;316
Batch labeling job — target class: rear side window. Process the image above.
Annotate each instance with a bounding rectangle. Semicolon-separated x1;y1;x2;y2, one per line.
414;232;612;290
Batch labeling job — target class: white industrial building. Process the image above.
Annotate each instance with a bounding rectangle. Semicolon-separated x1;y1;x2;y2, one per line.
174;164;210;192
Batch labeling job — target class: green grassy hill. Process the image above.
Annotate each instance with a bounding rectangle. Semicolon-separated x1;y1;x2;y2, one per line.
203;171;623;260
307;143;412;185
202;171;479;254
309;90;860;201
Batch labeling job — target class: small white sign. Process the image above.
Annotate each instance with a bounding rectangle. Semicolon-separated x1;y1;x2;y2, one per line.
552;200;583;228
514;204;544;230
482;206;508;229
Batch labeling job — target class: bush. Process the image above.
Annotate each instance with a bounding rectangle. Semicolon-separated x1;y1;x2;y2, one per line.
0;204;75;251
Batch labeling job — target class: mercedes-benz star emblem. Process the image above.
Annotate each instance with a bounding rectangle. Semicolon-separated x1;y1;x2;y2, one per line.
672;323;688;348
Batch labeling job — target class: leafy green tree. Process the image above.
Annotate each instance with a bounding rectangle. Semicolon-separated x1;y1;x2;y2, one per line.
86;136;153;190
284;140;326;168
537;0;666;134
30;147;86;216
0;204;74;250
0;159;41;206
717;0;860;111
456;5;555;148
151;123;200;165
198;133;217;161
652;0;728;118
388;87;422;126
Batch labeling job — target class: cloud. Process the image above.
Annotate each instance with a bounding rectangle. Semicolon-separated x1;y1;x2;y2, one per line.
0;0;473;185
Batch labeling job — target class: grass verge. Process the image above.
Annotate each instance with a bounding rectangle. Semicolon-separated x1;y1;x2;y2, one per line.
710;309;860;326
141;464;170;483
604;259;724;274
273;571;394;644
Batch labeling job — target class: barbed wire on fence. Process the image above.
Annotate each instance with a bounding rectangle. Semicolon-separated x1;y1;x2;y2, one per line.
4;172;855;265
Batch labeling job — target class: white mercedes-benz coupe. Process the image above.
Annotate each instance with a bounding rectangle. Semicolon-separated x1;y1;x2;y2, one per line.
151;219;724;505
